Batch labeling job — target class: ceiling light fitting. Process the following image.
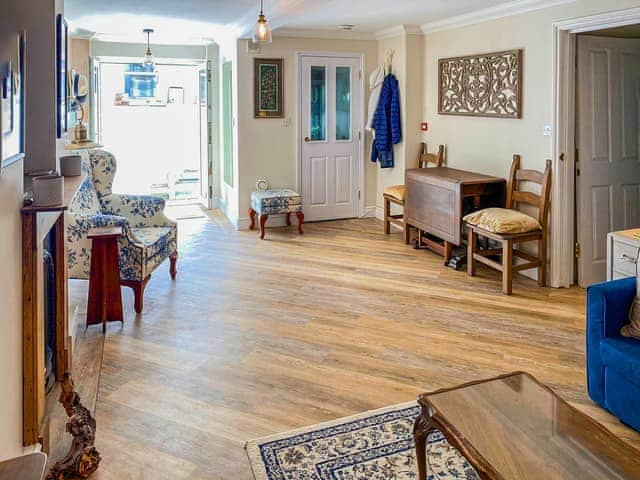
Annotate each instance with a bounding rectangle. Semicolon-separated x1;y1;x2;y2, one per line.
252;0;272;44
143;28;155;68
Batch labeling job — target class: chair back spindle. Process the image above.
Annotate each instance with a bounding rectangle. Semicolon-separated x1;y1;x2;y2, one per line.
505;155;552;226
417;143;445;169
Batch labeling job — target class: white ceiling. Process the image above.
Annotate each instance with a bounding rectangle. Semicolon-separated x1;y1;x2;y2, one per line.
65;0;544;44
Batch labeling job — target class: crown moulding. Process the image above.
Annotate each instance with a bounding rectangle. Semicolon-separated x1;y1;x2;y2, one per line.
374;24;423;40
420;0;576;34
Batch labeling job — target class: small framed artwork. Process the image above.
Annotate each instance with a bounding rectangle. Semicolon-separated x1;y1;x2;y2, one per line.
254;58;283;118
1;31;26;168
56;14;68;138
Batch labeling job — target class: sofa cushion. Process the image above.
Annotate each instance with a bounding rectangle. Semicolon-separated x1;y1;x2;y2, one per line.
600;336;640;387
464;208;541;234
384;184;405;201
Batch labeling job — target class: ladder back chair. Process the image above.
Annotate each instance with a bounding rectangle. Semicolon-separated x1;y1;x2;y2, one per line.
465;155;552;295
383;143;444;243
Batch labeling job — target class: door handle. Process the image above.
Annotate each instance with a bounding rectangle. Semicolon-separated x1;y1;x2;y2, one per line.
304;136;311;143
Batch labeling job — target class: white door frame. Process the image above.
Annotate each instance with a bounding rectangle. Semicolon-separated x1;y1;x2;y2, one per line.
551;7;640;288
296;51;366;218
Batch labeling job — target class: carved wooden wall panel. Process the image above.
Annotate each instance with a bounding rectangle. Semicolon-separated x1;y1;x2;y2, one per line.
438;49;523;118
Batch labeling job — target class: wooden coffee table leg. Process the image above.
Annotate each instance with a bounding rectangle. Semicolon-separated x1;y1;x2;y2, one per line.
286;212;291;226
259;214;268;240
414;405;433;480
296;211;304;235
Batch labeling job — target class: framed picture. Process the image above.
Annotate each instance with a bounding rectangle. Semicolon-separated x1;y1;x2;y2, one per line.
1;31;26;168
438;49;522;119
254;58;283;118
56;14;68;138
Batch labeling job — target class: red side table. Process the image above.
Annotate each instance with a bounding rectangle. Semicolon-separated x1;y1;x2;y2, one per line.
87;226;123;333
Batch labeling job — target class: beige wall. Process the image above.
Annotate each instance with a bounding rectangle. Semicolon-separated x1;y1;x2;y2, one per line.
422;0;640;180
71;38;90;78
375;32;423;217
0;160;25;460
1;0;62;457
234;36;378;227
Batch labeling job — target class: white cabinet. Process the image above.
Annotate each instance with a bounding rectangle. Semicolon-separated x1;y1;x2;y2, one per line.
607;229;640;281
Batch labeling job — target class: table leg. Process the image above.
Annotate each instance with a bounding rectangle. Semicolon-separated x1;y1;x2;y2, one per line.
259;214;269;240
248;208;257;230
444;241;453;263
414;406;433;480
286;212;292;227
87;235;123;332
296;211;304;235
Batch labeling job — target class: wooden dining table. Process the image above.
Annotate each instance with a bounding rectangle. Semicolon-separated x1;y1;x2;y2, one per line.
404;167;506;261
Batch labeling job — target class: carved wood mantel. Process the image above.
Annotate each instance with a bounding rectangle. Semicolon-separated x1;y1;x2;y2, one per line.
21;203;70;446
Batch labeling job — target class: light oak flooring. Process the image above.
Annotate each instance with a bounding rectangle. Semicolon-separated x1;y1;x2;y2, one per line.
67;210;640;480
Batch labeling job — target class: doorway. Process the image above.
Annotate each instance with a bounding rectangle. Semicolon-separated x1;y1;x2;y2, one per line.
575;31;640;286
298;53;364;222
95;60;208;205
551;8;640;288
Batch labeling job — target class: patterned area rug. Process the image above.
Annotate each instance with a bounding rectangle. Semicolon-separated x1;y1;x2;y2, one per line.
246;402;479;480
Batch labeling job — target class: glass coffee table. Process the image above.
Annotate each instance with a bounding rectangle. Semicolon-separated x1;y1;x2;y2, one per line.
413;371;640;479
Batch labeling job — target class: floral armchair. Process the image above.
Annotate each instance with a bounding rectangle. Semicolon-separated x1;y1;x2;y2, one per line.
67;150;178;313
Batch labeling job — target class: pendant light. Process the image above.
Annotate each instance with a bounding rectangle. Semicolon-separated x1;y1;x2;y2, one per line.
252;0;272;44
143;28;155;68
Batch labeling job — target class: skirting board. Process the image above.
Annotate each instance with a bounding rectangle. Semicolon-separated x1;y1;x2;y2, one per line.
362;205;377;218
236;206;378;230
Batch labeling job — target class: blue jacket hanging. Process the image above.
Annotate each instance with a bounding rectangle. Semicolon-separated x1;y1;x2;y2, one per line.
371;74;401;168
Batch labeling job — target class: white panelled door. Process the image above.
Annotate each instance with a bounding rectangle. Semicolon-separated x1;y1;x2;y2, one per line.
577;36;640;287
300;55;361;221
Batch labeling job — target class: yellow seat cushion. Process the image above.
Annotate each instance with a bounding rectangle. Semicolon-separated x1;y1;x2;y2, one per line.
464;208;541;234
384;185;406;201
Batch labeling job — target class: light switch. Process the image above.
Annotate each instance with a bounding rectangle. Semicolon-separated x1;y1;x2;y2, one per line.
543;125;552;136
282;118;291;127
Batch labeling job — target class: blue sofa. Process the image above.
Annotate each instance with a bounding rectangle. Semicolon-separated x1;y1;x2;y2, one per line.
587;277;640;431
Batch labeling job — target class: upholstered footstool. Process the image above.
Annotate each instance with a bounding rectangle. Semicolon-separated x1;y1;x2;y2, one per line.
249;189;304;240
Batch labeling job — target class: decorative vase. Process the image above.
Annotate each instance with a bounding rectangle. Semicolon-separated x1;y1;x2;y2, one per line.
32;174;64;207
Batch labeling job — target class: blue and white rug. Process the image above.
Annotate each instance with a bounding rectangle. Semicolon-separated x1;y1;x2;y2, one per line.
245;402;479;480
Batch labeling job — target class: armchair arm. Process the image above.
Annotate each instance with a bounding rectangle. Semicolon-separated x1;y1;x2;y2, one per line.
99;193;176;228
587;277;637;340
586;277;636;405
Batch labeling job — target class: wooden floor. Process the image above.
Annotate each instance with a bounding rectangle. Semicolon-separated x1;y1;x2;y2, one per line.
67;211;639;480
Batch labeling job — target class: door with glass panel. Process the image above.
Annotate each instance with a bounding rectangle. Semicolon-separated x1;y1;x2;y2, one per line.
300;55;361;221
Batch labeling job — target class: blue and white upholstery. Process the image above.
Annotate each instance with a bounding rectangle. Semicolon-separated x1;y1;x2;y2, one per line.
250;189;302;216
66;150;177;283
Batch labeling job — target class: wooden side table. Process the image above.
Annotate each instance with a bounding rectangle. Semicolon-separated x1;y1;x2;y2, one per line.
0;453;46;480
87;227;123;333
